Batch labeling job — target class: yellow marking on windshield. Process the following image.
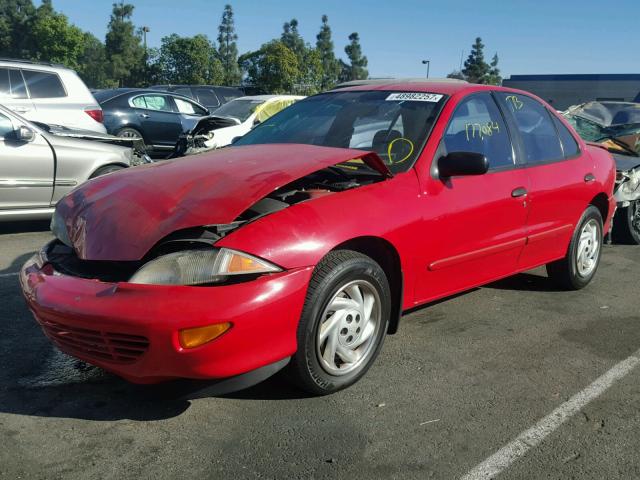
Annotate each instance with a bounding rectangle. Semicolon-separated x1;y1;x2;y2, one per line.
505;95;524;111
387;137;414;164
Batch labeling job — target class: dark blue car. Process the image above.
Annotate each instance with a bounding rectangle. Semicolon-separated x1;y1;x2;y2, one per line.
94;88;209;156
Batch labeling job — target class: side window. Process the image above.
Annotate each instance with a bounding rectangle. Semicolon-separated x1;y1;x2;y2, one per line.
7;69;27;99
552;115;580;158
0;68;10;97
497;93;563;164
443;93;514;169
174;87;193;98
0;112;14;137
174;97;207;115
132;95;174;112
195;88;220;107
22;70;66;98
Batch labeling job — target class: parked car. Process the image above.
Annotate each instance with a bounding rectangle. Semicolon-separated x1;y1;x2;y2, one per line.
563;101;640;243
149;84;243;112
0;58;106;133
0;104;138;221
170;95;305;157
95;88;210;156
21;82;615;395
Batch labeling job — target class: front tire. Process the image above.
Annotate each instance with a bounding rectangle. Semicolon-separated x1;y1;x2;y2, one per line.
612;200;640;245
287;250;391;395
546;205;603;290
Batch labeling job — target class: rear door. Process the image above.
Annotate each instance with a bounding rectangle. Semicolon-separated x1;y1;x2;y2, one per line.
0;111;54;210
415;92;530;302
495;92;592;267
130;94;183;148
0;68;35;117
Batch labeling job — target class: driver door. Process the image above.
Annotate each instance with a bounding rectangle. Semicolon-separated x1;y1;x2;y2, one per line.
0;111;54;210
414;92;530;303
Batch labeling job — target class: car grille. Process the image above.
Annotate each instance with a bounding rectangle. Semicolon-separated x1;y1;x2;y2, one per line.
39;317;149;364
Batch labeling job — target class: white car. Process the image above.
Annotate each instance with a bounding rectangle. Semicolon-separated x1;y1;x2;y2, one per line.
0;59;106;133
203;95;305;148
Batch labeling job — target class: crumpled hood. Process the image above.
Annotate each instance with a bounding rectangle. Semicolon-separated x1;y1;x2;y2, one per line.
56;144;390;261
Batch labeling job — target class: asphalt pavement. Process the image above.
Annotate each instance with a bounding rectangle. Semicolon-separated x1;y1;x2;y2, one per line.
1;221;639;480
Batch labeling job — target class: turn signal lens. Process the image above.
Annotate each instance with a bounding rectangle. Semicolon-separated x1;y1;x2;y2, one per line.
179;322;232;349
217;248;282;275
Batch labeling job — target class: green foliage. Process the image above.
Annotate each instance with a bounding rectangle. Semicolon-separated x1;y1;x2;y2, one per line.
0;0;36;57
29;1;84;69
341;32;368;81
217;4;240;85
239;40;299;94
486;53;502;85
279;18;323;94
76;32;116;88
316;15;340;90
446;70;466;80
105;2;145;87
155;33;223;85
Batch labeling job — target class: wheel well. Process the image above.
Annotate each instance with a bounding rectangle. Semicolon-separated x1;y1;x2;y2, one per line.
333;237;403;335
590;193;609;223
89;163;127;179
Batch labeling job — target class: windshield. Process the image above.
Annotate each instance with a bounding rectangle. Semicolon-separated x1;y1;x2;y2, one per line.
214;98;266;122
234;90;446;174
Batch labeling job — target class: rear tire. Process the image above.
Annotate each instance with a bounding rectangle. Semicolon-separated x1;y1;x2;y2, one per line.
116;127;147;150
89;164;124;179
612;200;640;245
546;205;603;290
287;250;390;395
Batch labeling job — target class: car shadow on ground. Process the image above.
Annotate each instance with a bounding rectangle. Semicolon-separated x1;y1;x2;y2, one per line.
1;252;36;276
0;267;561;423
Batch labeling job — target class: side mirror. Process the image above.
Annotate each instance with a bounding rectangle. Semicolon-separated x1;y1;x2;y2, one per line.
438;151;488;178
16;126;36;142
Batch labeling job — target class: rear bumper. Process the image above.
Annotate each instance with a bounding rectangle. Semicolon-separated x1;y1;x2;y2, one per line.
20;250;313;384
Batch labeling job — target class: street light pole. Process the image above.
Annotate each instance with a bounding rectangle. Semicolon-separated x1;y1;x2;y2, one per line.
142;26;150;51
422;59;430;79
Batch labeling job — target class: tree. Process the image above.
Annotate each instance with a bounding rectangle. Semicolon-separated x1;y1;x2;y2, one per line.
29;0;84;69
0;0;36;58
462;37;490;84
486;53;502;85
239;40;299;94
77;32;115;88
217;4;241;85
341;32;368;81
281;18;305;60
154;33;223;85
105;2;145;87
316;15;340;90
446;70;466;80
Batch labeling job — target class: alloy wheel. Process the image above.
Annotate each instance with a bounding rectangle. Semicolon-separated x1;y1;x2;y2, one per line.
576;219;600;277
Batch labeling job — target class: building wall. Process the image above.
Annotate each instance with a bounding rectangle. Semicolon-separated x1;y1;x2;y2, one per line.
502;75;640;110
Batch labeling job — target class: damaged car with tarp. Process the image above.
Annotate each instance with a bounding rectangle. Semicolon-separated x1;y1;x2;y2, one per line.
564;101;640;243
170;95;304;158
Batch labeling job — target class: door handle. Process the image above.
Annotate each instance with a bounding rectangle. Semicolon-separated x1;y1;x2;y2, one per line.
511;187;528;198
12;107;29;113
584;173;596;183
139;113;150;119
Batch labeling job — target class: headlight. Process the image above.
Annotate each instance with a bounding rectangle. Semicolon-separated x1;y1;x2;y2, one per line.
128;248;282;285
50;210;72;247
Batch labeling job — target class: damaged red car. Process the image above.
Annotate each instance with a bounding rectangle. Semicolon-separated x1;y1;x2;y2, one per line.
21;81;616;395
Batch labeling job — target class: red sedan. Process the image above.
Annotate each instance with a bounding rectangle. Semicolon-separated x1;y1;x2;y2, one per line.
20;81;616;395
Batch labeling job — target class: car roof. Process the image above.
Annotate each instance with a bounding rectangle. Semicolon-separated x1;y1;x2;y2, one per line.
95;88;207;105
231;94;305;102
0;58;72;71
333;78;520;96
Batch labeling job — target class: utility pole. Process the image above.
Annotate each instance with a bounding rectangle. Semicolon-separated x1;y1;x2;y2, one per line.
142;26;150;51
422;59;430;79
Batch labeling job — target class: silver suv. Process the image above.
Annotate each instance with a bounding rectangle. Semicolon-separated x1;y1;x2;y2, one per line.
0;59;106;133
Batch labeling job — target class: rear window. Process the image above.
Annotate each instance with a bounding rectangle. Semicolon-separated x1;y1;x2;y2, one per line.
22;70;66;98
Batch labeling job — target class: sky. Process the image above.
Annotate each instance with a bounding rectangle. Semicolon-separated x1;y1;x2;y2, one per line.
45;0;640;79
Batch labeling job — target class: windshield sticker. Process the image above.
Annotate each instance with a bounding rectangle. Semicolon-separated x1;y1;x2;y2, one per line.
386;92;443;102
505;95;524;111
465;121;500;141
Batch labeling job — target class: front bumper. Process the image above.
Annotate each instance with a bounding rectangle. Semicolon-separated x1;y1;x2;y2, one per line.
20;249;313;384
